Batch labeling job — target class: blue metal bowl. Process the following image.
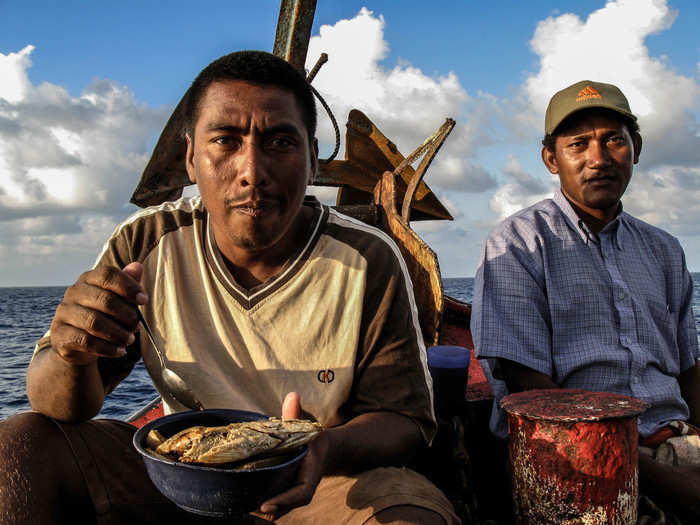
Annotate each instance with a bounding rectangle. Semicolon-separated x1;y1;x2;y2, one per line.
133;409;307;517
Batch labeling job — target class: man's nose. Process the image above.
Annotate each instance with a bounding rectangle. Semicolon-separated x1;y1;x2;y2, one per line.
237;142;268;186
586;140;611;168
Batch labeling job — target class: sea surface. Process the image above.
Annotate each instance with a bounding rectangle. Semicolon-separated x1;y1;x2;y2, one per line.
1;276;699;421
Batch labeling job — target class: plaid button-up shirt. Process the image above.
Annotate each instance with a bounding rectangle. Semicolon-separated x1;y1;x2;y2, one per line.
472;189;699;438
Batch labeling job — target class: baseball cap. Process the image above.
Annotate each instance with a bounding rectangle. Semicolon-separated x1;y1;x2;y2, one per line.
544;80;637;135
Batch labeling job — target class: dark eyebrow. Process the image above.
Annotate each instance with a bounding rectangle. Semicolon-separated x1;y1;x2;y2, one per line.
262;124;304;137
203;123;303;136
564;134;589;141
204;124;246;134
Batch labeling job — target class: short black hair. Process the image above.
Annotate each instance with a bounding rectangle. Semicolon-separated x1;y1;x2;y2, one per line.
542;109;640;152
183;50;317;141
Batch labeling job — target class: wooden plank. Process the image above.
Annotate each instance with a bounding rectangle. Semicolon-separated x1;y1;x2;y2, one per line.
331;204;379;225
338;110;453;221
130;93;190;207
315;160;378;193
374;171;443;346
272;0;317;71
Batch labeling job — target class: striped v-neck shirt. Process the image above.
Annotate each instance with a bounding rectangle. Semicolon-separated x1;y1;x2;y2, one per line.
37;196;436;442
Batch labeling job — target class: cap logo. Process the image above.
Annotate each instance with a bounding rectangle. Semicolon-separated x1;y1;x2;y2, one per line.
576;85;602;102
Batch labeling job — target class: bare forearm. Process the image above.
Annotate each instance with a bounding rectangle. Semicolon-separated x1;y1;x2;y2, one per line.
26;348;105;422
319;411;422;476
499;358;559;393
26;263;147;422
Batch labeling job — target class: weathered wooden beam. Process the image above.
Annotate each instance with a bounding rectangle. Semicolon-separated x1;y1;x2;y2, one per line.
339;110;453;221
130;92;190;207
273;0;317;72
315;160;377;193
399;118;455;222
374;171;443;346
331;204;379;226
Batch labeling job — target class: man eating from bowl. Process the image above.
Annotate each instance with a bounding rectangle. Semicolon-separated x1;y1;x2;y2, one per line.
0;51;458;524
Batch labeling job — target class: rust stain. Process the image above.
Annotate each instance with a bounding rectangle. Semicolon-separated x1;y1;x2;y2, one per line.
503;389;646;525
501;389;646;422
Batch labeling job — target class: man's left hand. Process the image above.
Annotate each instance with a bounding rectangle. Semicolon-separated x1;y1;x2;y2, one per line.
259;391;422;516
259;392;328;515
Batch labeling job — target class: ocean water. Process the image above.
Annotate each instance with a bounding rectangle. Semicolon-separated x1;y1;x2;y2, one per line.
0;286;158;420
1;276;698;421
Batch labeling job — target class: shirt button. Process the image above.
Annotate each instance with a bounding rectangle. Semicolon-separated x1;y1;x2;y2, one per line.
633;377;640;384
617;291;626;301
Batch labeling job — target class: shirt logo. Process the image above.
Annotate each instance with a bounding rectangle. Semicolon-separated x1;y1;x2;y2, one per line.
576;86;602;102
317;369;335;384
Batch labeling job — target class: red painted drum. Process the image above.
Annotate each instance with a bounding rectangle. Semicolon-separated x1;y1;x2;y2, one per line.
501;389;647;525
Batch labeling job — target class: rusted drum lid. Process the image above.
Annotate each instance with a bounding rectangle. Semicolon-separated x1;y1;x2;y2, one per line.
501;389;647;422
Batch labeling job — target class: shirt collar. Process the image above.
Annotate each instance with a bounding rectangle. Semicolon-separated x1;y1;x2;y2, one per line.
600;208;626;250
551;189;626;249
552;189;594;244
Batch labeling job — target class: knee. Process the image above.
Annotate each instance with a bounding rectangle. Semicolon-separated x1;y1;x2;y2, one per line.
0;412;65;466
0;413;65;512
0;413;93;522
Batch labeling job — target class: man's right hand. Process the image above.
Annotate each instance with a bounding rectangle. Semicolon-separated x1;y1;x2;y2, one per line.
49;262;148;366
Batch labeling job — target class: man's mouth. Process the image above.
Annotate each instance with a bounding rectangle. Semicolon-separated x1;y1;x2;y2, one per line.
584;175;617;185
228;199;280;217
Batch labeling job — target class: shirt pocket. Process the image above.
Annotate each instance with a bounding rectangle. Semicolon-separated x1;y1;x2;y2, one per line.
643;295;678;353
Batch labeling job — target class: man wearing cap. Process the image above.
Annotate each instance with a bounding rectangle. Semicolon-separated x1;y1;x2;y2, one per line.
472;80;700;519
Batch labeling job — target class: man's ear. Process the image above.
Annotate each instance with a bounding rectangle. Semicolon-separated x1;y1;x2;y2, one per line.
308;138;319;185
632;132;642;164
185;133;196;184
541;146;559;175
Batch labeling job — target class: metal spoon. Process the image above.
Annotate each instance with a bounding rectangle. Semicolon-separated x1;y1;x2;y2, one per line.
136;308;204;411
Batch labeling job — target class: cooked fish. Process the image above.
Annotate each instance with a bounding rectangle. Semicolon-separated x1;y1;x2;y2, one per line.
151;418;322;465
146;429;166;449
236;452;299;470
180;426;282;464
155;425;212;456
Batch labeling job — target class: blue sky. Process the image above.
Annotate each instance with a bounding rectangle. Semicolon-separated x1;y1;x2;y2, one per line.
1;0;699;285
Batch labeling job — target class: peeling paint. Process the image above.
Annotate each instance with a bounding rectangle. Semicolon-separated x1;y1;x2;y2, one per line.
502;389;646;525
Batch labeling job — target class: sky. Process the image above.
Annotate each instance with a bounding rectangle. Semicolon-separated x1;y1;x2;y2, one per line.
1;0;699;286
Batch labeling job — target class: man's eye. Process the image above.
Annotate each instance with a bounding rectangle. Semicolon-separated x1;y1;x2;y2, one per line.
267;137;295;150
213;136;238;146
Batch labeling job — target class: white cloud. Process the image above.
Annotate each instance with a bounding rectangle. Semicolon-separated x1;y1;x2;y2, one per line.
0;212;127;285
305;7;496;193
624;165;700;235
0;46;168;218
508;0;700;238
301;2;700;274
0;45;169;285
0;45;33;103
525;0;681;121
489;155;556;220
523;0;700;170
438;194;465;221
413;220;484;277
4;1;700;284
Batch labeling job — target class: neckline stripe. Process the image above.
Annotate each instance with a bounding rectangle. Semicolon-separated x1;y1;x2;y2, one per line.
207;205;325;301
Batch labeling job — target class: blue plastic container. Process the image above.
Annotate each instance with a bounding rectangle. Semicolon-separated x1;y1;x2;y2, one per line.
427;345;470;416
